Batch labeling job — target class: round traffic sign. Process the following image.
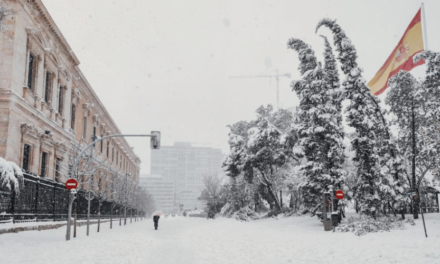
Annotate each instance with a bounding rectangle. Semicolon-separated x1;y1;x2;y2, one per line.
65;178;78;190
335;189;345;200
85;191;95;201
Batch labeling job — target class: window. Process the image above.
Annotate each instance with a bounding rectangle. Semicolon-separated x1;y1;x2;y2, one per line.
27;53;35;90
58;86;64;114
116;151;119;165
106;141;109;158
93;126;96;142
100;134;103;153
41;152;48;177
22;144;31;172
71;104;76;129
112;147;114;162
82;116;88;139
55;158;61;182
44;71;52;103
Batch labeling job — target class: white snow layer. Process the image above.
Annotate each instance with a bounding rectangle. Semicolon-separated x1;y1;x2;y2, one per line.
1;213;440;264
0;157;18;191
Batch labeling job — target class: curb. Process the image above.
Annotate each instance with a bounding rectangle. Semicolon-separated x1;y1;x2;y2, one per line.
0;219;112;235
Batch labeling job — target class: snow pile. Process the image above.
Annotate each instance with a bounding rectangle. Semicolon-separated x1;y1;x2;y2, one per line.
336;215;413;236
232;207;260;222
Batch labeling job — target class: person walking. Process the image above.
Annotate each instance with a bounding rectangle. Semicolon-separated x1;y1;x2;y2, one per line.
153;215;160;230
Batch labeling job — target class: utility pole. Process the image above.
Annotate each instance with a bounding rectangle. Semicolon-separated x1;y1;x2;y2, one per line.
229;69;291;110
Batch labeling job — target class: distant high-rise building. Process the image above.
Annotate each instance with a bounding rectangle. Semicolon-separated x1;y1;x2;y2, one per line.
150;142;223;210
139;175;174;213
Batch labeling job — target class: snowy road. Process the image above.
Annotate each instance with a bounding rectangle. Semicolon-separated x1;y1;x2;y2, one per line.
1;214;440;264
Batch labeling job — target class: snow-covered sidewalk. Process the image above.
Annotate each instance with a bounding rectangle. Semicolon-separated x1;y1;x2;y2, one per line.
0;214;439;264
0;218;113;230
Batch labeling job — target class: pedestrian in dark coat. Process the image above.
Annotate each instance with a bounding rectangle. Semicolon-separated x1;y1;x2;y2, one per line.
153;215;160;230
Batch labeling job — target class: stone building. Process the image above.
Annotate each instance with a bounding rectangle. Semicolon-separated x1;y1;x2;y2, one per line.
0;0;140;184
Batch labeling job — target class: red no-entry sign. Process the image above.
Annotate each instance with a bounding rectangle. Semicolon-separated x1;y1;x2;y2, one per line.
335;189;344;200
65;178;78;190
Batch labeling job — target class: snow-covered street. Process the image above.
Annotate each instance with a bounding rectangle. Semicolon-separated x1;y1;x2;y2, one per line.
1;214;440;264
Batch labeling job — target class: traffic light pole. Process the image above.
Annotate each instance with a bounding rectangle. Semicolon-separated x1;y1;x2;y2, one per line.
71;134;158;178
66;132;160;241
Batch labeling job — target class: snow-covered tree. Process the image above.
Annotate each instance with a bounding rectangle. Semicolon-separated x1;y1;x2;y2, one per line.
198;173;228;218
287;38;346;214
387;51;440;218
316;19;405;217
223;105;296;214
320;35;342;112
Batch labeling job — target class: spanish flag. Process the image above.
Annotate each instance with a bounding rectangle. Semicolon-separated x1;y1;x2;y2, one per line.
368;9;425;96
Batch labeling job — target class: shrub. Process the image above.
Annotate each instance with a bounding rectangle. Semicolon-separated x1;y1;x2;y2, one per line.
336;215;413;236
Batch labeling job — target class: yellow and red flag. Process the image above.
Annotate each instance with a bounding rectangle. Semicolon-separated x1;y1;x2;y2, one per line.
368;9;425;96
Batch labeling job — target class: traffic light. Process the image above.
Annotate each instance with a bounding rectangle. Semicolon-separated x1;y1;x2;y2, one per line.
150;131;161;149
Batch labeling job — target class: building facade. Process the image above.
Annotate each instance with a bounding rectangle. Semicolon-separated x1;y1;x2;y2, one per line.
0;0;140;185
150;142;223;210
139;175;174;213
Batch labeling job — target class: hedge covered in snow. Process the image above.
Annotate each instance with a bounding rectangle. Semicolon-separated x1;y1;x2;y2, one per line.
336;216;415;236
0;157;24;192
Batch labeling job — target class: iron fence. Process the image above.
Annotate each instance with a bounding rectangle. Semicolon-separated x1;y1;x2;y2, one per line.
0;173;144;223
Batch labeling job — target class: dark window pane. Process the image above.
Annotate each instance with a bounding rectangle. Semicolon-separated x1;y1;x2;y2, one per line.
71;104;76;129
44;72;51;102
27;54;34;89
58;86;64;114
41;152;47;177
55;158;61;182
22;144;31;172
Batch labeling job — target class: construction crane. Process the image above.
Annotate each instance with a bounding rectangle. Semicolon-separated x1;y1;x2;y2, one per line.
229;69;291;110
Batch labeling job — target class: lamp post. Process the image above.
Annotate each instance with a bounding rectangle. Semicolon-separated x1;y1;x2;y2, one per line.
65;132;160;241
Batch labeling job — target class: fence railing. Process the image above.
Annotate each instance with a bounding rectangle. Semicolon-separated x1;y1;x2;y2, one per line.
0;173;144;223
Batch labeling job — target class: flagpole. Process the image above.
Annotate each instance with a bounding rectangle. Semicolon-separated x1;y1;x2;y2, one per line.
421;3;428;50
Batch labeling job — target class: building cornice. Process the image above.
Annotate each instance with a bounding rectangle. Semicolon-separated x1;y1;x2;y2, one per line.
30;0;80;66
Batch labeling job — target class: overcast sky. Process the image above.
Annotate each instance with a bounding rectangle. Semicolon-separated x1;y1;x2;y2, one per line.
41;0;440;173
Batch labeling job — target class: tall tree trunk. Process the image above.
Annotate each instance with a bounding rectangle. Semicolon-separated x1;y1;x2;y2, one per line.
267;184;281;212
124;205;127;225
110;204;113;229
97;202;101;232
280;190;283;208
254;191;259;212
412;103;419;219
388;201;397;217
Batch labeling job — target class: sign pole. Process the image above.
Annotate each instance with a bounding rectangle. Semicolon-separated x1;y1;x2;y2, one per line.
65;189;77;240
64;178;78;241
66;192;73;241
